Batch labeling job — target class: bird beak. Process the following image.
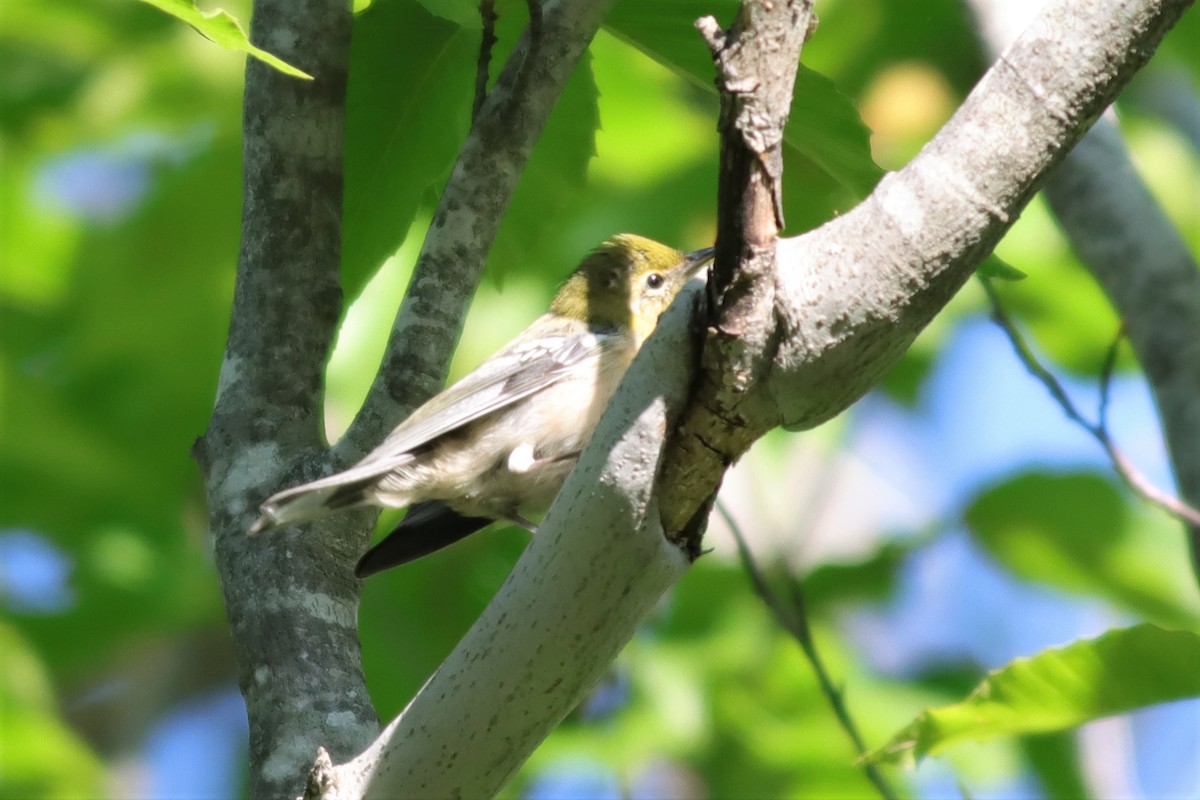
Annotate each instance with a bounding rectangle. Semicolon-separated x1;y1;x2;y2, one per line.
682;246;716;275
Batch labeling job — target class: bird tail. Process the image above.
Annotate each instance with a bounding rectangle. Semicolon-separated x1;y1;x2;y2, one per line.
249;469;388;534
354;501;492;577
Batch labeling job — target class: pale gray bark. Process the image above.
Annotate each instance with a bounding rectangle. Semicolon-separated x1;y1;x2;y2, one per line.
313;0;1193;797
206;0;1192;796
664;0;1195;527
319;288;703;800
969;0;1200;576
768;0;1193;426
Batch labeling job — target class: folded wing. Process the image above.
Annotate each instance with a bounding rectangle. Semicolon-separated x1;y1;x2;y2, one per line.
251;325;609;533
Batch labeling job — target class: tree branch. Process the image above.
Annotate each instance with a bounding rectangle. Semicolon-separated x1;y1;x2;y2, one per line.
236;0;1191;795
324;288;705;799
323;0;1188;794
196;0;375;797
982;278;1200;526
968;0;1200;587
472;0;498;122
660;0;816;544
337;0;617;462
662;0;1194;542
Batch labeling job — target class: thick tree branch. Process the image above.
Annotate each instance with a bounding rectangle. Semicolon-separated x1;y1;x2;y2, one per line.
196;0;374;798
317;0;1190;796
969;0;1200;579
201;2;615;794
322;289;704;799
770;0;1192;419
661;0;1194;535
665;0;1193;538
660;0;816;543
210;0;1191;796
780;0;1188;397
337;0;617;462
315;0;1188;795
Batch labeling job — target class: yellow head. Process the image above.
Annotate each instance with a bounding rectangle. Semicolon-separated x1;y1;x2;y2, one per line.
551;234;714;342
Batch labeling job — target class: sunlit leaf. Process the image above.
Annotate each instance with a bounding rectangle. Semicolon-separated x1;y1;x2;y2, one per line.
869;624;1200;766
1020;731;1090;800
136;0;312;78
341;0;474;297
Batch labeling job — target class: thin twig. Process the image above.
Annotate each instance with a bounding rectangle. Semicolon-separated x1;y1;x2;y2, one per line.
717;501;900;800
472;0;498;122
1097;323;1123;423
981;276;1200;526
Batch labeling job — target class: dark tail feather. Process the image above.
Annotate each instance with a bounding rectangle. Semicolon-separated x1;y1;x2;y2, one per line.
355;501;492;577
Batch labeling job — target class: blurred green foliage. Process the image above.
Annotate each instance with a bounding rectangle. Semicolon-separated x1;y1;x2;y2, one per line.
2;0;1198;797
966;472;1200;627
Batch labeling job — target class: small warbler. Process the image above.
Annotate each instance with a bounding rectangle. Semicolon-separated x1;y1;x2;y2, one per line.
250;234;713;576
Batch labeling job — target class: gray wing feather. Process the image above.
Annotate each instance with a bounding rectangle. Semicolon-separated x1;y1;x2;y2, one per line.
353;327;607;471
250;325;609;533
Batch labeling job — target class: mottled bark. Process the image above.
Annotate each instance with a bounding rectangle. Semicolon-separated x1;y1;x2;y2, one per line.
200;0;620;797
195;0;375;798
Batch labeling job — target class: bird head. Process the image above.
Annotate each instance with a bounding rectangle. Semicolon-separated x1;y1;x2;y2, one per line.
550;233;715;343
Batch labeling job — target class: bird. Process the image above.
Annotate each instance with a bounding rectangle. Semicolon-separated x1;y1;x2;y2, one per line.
249;233;714;576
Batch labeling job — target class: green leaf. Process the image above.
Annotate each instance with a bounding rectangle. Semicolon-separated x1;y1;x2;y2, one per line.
868;624;1200;766
606;0;881;198
0;623;104;798
340;0;474;297
785;67;884;197
489;52;599;279
977;254;1027;281
1020;731;1091;800
965;472;1200;627
136;0;312;79
413;0;480;28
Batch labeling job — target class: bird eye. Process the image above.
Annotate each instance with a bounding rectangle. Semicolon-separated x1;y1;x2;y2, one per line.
645;272;665;289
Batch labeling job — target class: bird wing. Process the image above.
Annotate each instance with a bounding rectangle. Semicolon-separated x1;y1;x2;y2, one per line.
354;501;493;577
353;322;611;472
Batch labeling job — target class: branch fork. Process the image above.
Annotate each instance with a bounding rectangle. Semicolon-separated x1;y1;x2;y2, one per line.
660;0;816;542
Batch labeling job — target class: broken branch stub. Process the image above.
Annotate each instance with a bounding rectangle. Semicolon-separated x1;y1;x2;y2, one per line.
659;0;815;546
